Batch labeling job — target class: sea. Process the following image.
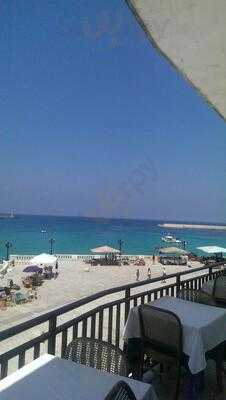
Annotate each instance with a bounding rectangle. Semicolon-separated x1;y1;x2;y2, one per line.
1;215;226;261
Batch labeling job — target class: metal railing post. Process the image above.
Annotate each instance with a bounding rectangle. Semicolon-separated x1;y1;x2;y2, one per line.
48;316;57;355
176;274;181;296
124;288;131;324
209;266;213;277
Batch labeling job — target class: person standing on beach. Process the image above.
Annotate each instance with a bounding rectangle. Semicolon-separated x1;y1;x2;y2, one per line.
136;269;140;281
152;254;155;264
147;268;151;279
162;267;166;283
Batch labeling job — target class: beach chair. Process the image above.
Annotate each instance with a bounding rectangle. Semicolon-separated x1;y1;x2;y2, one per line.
4;287;11;296
13;292;28;304
0;298;7;311
22;277;32;288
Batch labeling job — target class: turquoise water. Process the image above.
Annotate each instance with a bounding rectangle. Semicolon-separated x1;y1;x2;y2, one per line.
0;215;226;260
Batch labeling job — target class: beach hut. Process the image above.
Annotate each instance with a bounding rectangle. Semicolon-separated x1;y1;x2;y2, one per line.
29;253;58;267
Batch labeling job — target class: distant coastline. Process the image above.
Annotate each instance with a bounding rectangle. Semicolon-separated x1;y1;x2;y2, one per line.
159;223;226;231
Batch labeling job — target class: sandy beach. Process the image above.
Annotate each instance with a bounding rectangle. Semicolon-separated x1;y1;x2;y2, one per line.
0;257;203;330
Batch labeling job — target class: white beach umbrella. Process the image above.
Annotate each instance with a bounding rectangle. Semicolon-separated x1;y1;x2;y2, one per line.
30;253;57;266
91;246;120;254
159;247;188;255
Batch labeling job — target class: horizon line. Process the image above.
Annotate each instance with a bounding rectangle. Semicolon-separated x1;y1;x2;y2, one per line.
2;212;226;225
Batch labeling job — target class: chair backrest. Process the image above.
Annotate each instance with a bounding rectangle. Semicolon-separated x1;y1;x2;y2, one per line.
104;381;137;400
64;337;129;377
138;304;183;358
213;276;226;303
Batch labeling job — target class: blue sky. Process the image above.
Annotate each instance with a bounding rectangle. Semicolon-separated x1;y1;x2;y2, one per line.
0;0;226;222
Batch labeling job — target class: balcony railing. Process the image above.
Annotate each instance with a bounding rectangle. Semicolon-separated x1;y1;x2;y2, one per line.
0;263;224;379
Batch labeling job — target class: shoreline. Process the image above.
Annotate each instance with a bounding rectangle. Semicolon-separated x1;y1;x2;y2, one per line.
159;223;226;231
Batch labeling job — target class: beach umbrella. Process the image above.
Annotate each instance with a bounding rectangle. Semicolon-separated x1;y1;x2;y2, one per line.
159;247;188;255
30;253;57;266
197;246;226;254
23;266;43;273
91;245;120;254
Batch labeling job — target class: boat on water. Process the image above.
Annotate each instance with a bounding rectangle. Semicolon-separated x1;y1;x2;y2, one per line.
0;212;14;219
161;234;183;244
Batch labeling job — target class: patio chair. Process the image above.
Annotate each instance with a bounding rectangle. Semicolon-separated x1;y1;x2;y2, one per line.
4;287;11;296
0;298;7;310
177;288;216;306
63;337;130;377
213;275;226;305
178;276;226;308
138;304;183;400
22;278;32;289
13;292;28;304
12;283;20;291
104;381;137;400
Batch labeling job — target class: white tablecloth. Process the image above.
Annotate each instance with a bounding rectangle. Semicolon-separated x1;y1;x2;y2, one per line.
123;296;226;374
0;354;158;400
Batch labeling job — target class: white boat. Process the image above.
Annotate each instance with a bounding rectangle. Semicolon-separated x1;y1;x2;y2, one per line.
161;234;182;244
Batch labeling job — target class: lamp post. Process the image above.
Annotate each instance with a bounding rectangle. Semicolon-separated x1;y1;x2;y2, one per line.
49;238;55;255
5;241;12;261
118;239;124;255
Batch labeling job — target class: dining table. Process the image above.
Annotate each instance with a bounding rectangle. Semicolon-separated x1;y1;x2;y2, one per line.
0;354;158;400
123;296;226;375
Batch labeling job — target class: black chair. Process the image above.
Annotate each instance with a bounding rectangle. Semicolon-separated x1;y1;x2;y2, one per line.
104;381;137;400
123;338;144;380
178;276;226;308
177;287;216;306
63;337;130;377
213;275;226;306
138;304;183;400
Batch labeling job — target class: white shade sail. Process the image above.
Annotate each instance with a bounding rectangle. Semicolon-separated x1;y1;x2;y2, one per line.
197;246;226;254
30;253;58;266
126;0;226;121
